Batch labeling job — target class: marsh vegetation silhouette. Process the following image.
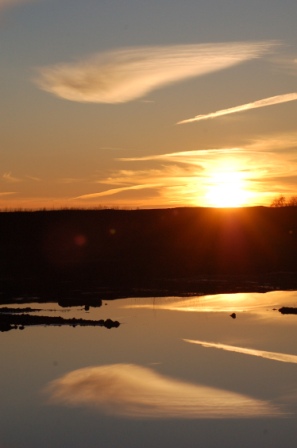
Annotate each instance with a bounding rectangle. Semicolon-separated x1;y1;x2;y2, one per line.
270;195;297;207
1;207;297;303
0;307;120;332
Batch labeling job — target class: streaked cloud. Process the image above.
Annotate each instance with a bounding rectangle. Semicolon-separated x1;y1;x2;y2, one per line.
184;339;297;364
109;134;297;207
64;134;296;207
45;363;280;418
178;92;297;124
73;164;198;205
57;177;86;185
0;192;16;196
75;183;163;200
119;149;216;164
26;175;41;182
2;172;41;183
35;41;276;103
3;172;22;183
5;133;297;209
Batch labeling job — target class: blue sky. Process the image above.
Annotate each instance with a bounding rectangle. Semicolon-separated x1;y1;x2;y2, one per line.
1;0;297;208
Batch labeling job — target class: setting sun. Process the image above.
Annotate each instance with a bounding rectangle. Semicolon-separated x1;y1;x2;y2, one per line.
204;170;251;207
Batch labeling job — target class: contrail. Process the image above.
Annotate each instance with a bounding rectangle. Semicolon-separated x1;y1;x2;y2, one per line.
177;92;297;124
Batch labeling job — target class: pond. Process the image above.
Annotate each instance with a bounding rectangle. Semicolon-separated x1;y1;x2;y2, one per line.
1;291;297;447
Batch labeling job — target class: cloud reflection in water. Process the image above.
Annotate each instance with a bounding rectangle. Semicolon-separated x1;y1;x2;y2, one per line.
45;364;280;418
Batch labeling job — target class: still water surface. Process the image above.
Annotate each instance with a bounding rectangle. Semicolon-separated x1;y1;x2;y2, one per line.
1;291;297;447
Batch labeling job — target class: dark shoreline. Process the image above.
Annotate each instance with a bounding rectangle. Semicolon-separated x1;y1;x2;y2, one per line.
1;272;297;307
1;207;297;305
0;306;120;332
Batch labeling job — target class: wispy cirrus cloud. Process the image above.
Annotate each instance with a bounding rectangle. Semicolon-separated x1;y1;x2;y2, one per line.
2;172;41;183
184;339;297;364
74;165;205;206
35;41;277;103
75;183;163;200
3;172;22;183
0;192;16;196
45;363;281;418
26;175;41;182
178;92;297;124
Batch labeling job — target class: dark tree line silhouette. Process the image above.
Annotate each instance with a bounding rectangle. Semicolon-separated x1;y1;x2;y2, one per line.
2;207;297;303
271;195;297;207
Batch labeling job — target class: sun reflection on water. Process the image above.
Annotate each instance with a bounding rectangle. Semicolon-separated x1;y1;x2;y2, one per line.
124;291;297;315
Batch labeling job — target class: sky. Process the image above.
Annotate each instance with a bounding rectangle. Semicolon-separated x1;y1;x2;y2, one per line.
1;0;297;209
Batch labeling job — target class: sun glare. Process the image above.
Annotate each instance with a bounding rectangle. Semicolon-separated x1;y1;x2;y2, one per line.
204;170;251;208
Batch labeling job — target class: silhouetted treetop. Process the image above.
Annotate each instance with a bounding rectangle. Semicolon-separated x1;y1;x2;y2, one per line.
270;195;297;207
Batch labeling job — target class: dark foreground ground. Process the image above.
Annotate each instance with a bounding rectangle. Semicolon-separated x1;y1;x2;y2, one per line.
1;206;297;305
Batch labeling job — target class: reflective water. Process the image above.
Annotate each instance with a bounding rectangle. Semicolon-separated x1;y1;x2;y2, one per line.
1;291;297;447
